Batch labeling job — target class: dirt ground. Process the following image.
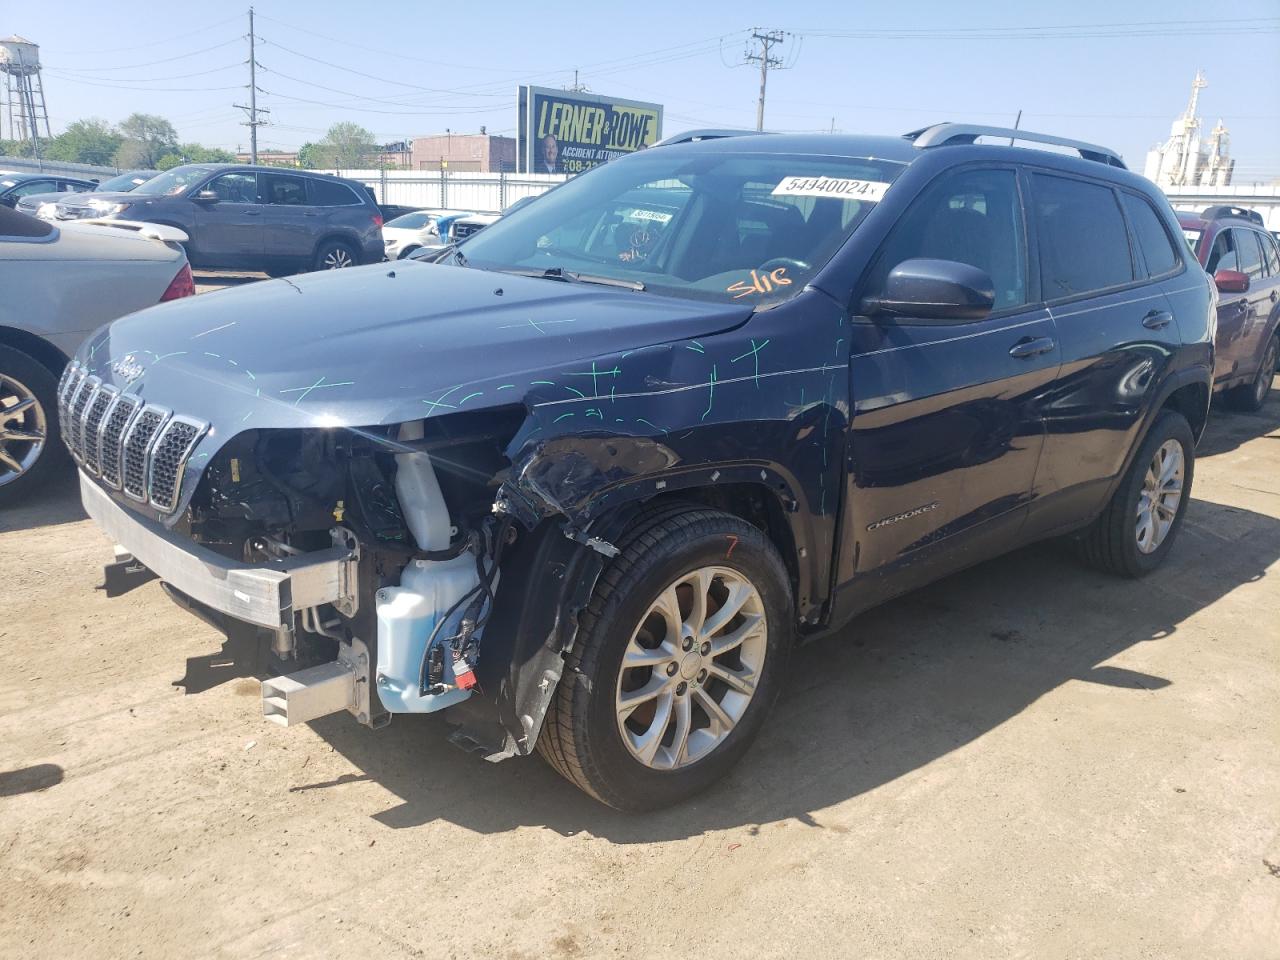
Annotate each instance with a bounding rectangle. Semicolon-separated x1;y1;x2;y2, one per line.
2;379;1278;959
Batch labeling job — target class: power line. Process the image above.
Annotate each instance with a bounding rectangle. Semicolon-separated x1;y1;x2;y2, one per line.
49;38;244;73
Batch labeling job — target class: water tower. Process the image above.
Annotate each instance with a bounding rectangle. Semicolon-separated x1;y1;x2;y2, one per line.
0;36;51;156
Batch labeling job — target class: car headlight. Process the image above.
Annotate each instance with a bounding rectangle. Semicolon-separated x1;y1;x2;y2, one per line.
88;200;130;216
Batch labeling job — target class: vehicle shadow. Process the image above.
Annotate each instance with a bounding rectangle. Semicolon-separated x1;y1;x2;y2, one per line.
1197;383;1279;458
296;495;1277;843
0;468;85;533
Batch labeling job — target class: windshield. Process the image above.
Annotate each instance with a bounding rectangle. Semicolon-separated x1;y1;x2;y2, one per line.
130;166;217;197
460;151;905;304
97;171;155;193
387;211;431;229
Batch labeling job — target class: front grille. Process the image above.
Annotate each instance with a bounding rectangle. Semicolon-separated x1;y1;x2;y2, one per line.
59;360;207;513
81;385;117;474
99;394;141;489
121;408;168;501
450;221;485;241
147;418;203;512
66;376;100;460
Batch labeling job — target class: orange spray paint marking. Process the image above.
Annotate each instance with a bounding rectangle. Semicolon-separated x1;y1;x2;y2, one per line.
726;267;793;299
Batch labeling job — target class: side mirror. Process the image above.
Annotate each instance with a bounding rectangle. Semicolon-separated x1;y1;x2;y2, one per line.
1213;268;1249;294
192;189;220;204
862;258;995;322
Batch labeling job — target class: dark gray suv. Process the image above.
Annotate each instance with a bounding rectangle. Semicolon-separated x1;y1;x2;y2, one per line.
53;164;384;275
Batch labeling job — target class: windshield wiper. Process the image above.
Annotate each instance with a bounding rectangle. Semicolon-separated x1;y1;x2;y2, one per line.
507;266;645;291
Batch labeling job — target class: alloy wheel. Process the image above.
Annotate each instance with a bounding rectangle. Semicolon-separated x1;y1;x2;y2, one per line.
1135;439;1184;554
323;247;353;269
0;373;47;487
615;566;767;770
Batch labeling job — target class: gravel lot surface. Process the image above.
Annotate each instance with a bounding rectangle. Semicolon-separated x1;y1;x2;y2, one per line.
2;324;1277;958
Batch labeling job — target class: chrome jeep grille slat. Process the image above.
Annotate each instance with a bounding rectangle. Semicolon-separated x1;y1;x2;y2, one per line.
147;418;204;512
81;385;117;475
121;408;168;501
66;376;100;461
99;394;141;489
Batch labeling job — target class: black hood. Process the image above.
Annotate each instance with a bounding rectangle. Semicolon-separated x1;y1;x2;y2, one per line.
78;261;752;514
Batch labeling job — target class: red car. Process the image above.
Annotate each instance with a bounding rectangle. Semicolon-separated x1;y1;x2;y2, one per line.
1179;206;1280;411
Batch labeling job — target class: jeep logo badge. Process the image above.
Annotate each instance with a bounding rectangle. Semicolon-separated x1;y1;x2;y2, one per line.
111;354;145;383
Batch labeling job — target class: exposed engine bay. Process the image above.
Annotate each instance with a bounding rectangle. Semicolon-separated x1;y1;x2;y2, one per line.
178;410;527;732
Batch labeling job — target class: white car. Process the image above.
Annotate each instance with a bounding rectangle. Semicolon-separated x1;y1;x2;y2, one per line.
447;212;502;243
0;207;195;504
382;209;471;260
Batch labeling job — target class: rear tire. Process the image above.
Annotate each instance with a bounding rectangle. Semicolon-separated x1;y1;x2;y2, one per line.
0;345;67;507
1225;334;1277;412
538;505;793;810
313;239;358;271
1077;409;1195;578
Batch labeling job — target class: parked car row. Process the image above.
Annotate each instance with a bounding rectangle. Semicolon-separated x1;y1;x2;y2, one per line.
16;169;159;218
382;207;506;259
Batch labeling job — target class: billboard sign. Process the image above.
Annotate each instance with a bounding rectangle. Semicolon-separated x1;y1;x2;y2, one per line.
518;85;663;175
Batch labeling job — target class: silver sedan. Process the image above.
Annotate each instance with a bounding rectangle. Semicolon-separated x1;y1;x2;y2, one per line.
0;207;194;504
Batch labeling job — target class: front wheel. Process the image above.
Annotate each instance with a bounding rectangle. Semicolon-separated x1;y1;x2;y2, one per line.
314;239;358;271
1078;409;1195;577
538;506;793;810
0;346;67;507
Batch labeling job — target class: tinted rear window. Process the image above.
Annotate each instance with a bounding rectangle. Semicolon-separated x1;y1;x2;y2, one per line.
309;178;360;206
1121;192;1180;277
1032;174;1133;298
1263;232;1280;276
1238;229;1265;280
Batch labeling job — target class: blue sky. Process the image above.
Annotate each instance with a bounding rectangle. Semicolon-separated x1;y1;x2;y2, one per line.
12;0;1280;180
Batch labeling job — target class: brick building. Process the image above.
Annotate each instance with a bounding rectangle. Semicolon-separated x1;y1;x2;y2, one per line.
410;133;517;172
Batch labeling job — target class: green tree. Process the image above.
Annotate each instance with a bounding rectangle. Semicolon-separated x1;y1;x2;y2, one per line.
114;113;179;169
299;122;376;170
155;143;235;170
45;119;122;166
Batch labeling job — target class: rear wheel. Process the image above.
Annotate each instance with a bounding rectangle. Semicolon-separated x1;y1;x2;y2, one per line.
1078;410;1194;577
538;506;793;810
0;346;67;506
314;239;358;271
1226;334;1277;412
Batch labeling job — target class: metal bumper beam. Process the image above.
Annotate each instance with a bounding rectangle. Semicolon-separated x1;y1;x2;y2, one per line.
80;471;357;633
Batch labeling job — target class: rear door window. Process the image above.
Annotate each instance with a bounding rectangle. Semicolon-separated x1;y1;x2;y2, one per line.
261;173;309;205
308;177;360;206
1261;232;1280;276
9;179;55;197
1032;174;1134;298
1120;192;1180;277
1237;229;1265;281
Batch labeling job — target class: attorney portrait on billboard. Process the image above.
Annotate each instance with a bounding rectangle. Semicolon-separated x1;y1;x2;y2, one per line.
518;85;663;175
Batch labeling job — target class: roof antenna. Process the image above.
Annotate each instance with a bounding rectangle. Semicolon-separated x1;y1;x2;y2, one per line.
1008;110;1022;146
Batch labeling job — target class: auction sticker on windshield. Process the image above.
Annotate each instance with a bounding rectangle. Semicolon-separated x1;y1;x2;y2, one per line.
772;176;891;201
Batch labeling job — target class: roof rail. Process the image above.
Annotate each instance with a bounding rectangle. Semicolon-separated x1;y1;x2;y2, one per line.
1200;205;1264;226
653;128;770;147
905;123;1126;169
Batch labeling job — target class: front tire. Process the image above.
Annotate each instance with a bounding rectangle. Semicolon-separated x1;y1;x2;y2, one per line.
0;346;67;507
538;506;793;810
1078;409;1195;578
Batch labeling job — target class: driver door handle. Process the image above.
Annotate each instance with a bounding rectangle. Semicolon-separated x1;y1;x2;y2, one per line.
1009;335;1056;359
1142;309;1173;330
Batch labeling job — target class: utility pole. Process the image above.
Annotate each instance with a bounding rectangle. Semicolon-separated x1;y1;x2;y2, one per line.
233;7;269;164
744;29;786;132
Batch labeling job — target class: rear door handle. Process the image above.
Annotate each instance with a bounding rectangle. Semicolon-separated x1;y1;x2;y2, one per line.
1009;335;1056;359
244;210;262;217
1142;309;1173;330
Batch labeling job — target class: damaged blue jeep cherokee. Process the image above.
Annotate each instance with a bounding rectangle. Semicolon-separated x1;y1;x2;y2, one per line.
66;124;1214;810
